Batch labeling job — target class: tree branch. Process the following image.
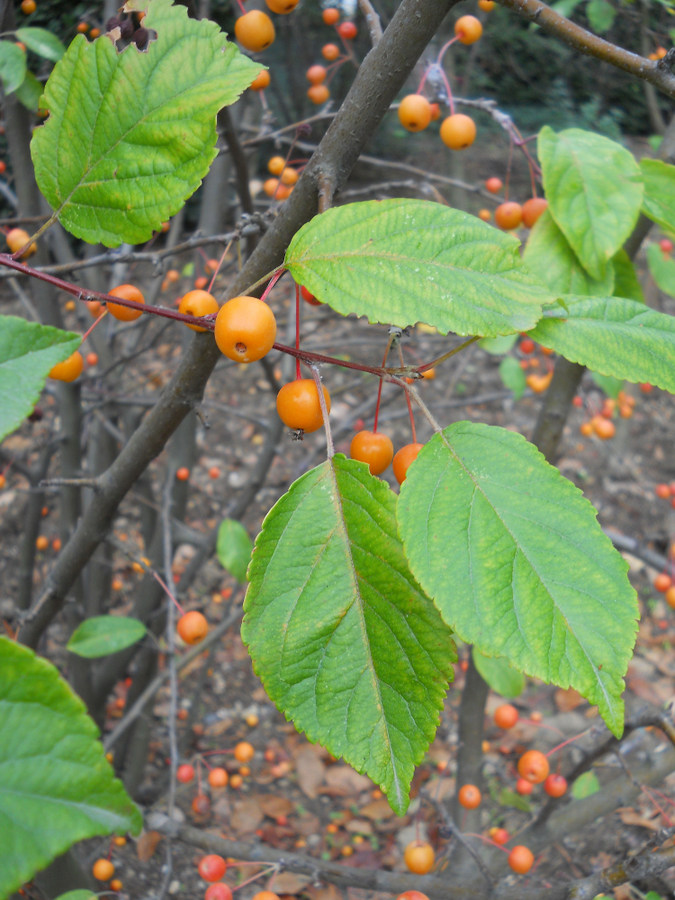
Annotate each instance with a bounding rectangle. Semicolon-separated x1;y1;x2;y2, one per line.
497;0;675;99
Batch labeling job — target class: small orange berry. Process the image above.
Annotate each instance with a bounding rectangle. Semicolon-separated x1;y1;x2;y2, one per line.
398;94;432;132
308;84;330;104
107;283;145;322
440;114;476;150
250;69;271;91
176;466;190;481
92;858;115;881
322;7;340;24
454;14;482;44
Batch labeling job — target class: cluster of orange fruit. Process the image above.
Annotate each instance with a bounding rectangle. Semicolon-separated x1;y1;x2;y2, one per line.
577;390;636;441
302;7;359;106
479;177;548;231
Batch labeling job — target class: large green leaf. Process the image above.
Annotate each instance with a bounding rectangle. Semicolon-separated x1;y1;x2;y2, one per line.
285;200;552;337
0;40;27;93
67;616;146;658
0;316;80;442
242;455;455;814
14;70;43;112
539;127;643;280
397;424;638;736
640;158;675;236
646;243;675;298
612;249;644;303
217;518;253;583
529;295;675;392
31;0;259;247
523;210;615;296
586;0;616;31
0;638;142;898
472;649;525;698
15;28;65;62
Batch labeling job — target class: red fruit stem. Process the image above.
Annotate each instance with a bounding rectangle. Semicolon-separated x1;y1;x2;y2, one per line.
80;309;108;344
436;36;460;65
464;833;510;853
294;283;301;381
405;389;417;443
236;0;247;14
152;570;186;617
207;238;234;293
504;137;514;201
373;336;394;433
545;728;590;758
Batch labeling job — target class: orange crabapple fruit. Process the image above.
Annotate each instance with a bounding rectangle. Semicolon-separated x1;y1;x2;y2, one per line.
517;749;550;784
485;177;503;194
522;197;548;228
192;793;211;815
591;415;615;440
280;167;299;186
198;854;227;882
6;227;37;259
214;296;277;364
36;535;49;551
176;466;190;481
543;773;567;797
654;573;672;593
276;379;331;433
454;14;482;44
508;845;535;874
307;64;327;84
108;283;145;321
208;767;229;788
665;586;675;609
235;10;275;52
49;350;84;382
252;893;281;900
322;42;340;60
21;0;36;12
478;0;495;9
478;209;491;221
404;841;435;875
308;84;330;104
265;0;299;12
350;430;395;476
234;740;255;763
493;703;519;729
268;155;286;175
337;20;357;39
396;893;430;900
494;201;523;230
205;885;233;900
177;610;209;645
458;784;482;809
301;285;321;305
398;94;432;132
440;114;476;150
92;858;115;881
263;177;280;197
516;776;534;795
322;6;340;24
393;442;424;485
250;69;271;91
179;290;219;332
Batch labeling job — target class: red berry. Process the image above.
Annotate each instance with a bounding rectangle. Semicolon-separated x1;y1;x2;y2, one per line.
337;20;357;39
458;784;482;809
176;763;195;783
205;886;233;900
515;777;533;795
543;773;567;797
198;854;227;882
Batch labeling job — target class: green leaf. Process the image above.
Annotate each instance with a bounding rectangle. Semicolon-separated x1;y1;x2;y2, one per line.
539;127;643;280
640;159;675;236
497;787;532;812
472;648;525;698
216;518;253;583
242;456;455;814
397;424;638;737
612;249;644;303
479;334;518;355
66;616;146;658
646;243;675;297
285;200;552;337
31;0;259;247
499;356;526;399
15;27;65;62
54;892;97;900
590;372;622;399
523;210;615;296
0;40;27;93
571;770;600;798
529;295;675;392
0;637;142;898
14;69;43;111
586;0;616;31
0;316;80;442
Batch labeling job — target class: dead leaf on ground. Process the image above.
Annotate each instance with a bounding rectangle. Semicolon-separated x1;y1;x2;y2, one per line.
137;830;162;861
359;797;396;821
270;872;312;893
554;687;585;712
230;797;265;834
345;817;373;835
617;807;662;830
258;794;294;818
322;765;372;795
304;884;342;900
294;746;326;798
